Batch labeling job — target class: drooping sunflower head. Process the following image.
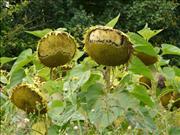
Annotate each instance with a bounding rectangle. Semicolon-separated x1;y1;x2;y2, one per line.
38;30;77;67
84;26;132;66
139;76;152;89
135;52;158;66
10;83;47;114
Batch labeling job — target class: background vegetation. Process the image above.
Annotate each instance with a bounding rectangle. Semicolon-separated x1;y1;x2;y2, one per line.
1;0;180;66
0;0;180;135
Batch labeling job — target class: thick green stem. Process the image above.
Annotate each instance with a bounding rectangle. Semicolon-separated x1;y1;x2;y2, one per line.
50;68;53;80
149;65;158;98
104;66;111;91
78;120;83;135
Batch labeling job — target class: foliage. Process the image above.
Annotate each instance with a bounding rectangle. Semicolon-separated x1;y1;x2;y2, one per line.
1;20;180;134
0;0;95;58
1;0;179;67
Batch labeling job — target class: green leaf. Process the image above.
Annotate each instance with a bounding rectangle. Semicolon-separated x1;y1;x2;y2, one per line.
25;28;52;38
48;106;65;125
38;67;50;81
127;32;157;57
84;83;104;110
88;91;139;131
64;70;91;92
162;67;175;80
49;100;64;109
106;13;120;28
159;56;170;66
7;68;26;89
169;127;180;135
47;125;60;135
81;73;101;91
138;24;163;41
173;66;180;77
0;74;8;84
154;47;161;54
77;70;91;87
88;94;121;131
135;46;157;57
48;100;65;126
0;57;17;66
69;64;90;76
64;64;91;92
32;53;44;70
119;73;132;85
129;56;153;79
126;107;156;133
131;85;154;107
71;111;85;121
0;93;8;106
42;80;63;95
158;88;175;97
49;105;77;126
161;44;180;56
10;49;33;75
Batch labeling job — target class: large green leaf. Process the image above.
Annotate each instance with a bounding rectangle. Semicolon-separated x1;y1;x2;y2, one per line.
64;64;91;92
88;91;139;131
7;68;26;89
161;44;180;56
49;105;84;126
162;67;175;80
131;85;154;107
48;100;84;127
135;45;157;57
127;32;157;57
10;49;33;75
38;67;50;80
48;105;65;125
0;57;17;66
81;73;101;91
129;56;153;79
25;28;52;38
69;64;90;76
138;24;163;41
162;67;180;92
126;107;156;133
64;70;91;93
49;100;64;109
47;125;60;135
32;53;44;70
83;83;104;110
42;80;63;95
106;13;120;28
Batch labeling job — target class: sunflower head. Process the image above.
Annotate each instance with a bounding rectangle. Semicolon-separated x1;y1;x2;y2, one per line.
38;31;77;67
84;26;132;66
10;84;47;114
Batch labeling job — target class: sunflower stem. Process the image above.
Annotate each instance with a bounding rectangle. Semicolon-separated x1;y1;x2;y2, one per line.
50;68;53;80
104;66;111;92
